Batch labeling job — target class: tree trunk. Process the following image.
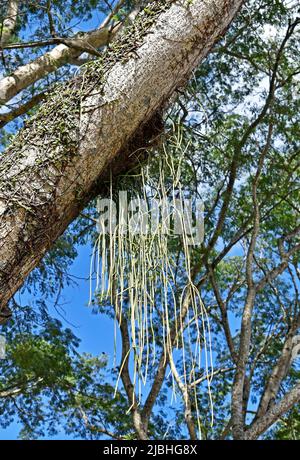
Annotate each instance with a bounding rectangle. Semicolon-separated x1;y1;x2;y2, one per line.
0;0;19;45
0;0;243;317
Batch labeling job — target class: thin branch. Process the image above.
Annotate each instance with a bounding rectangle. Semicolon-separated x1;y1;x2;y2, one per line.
46;0;56;37
190;366;234;388
0;92;46;128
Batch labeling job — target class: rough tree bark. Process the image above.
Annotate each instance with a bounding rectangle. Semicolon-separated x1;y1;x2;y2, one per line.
0;0;243;319
0;0;19;45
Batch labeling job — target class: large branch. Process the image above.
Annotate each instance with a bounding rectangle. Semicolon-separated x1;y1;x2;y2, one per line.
0;0;244;317
231;121;273;439
0;26;114;106
0;0;135;106
255;315;300;420
245;383;300;440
